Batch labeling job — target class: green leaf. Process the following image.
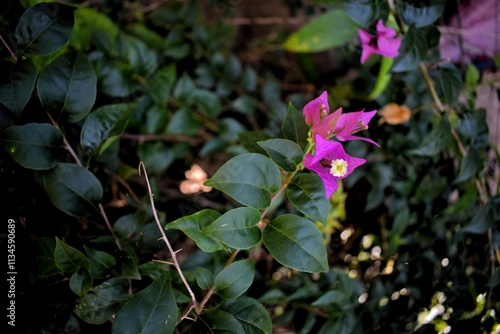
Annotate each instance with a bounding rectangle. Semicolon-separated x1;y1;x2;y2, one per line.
215;260;255;300
287;173;329;225
16;2;76;55
70;267;93;296
282;102;309;149
220;297;273;334
392;26;428;72
0;58;36;117
112;271;176;334
0;123;65;170
74;293;120;325
283;10;358;53
84;246;116;279
257;139;303;172
409;116;451;156
263;214;328;273
465;64;480;87
33;237;59;279
166;209;225;252
204;153;281;210
368;57;393;100
80;104;131;156
37;52;97;122
454;146;482;184
42;163;103;217
239;131;271;155
398;1;445;27
145;65;176;105
54;237;91;272
232;95;255;114
240;66;258;92
190;310;244;334
202;207;261;250
115;32;158;73
438;63;463;106
194;89;222;117
311;290;346;307
73;7;119;52
113;213;140;239
138;142;185;174
173;72;196;101
166;107;200;136
462;204;494;234
196;267;214;290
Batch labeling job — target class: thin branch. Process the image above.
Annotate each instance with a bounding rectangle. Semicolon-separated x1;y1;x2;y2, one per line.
98;203;122;251
0;34;17;61
138;162;198;321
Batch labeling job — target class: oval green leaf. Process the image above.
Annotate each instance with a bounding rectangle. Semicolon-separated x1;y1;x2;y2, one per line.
220;297;273;334
112;271;176;334
438;63;463;106
80;103;130;156
189;309;244;334
392;26;428;72
287;173;329;225
0;58;36;118
204;153;281;210
74;293;121;325
38;52;97;122
54;237;91;273
70;267;93;296
202;207;261;250
16;2;76;55
42;163;103;217
84;245;116;279
263;214;328;273
257;139;303;172
215;260;255;300
0;123;65;170
283;10;358;53
282;102;309;149
166;209;225;252
196;267;214;290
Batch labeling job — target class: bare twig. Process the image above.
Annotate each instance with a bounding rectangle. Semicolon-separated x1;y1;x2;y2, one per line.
0;34;17;61
138;162;198;321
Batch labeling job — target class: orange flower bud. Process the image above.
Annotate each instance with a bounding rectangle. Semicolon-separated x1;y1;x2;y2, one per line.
378;103;411;125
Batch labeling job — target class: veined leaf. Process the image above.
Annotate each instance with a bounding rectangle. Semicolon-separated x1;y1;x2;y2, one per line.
257;139;303;172
287;173;329;225
16;2;76;55
112;271;176;334
263;214;328;273
0;123;65;170
215;260;255;300
0;58;36;118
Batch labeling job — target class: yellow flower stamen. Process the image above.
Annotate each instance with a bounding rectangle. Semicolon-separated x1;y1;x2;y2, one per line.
330;159;348;177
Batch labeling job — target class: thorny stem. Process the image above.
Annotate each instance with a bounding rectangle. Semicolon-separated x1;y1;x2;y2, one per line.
46;112;122;250
138;162;198;321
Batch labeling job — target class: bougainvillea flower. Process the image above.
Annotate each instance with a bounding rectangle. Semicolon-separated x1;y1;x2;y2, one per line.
359;19;401;64
334;110;380;146
303;91;379;146
304;135;366;197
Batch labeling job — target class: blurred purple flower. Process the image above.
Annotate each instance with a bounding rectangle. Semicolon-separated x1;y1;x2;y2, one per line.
304;135;366;197
359;19;401;64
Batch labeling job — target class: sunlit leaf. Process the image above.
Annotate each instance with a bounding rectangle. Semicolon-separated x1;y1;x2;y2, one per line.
263;214;328;273
215;260;255;300
202;207;261;250
283;10;358;53
204;153;281;209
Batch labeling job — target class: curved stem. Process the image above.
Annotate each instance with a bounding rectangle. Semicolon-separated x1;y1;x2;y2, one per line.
139;162;198;319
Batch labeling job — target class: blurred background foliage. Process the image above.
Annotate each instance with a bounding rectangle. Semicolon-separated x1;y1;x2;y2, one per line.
1;0;499;333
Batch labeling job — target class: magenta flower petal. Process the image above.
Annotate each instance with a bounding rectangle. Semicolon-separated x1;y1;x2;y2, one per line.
359;20;401;63
303;91;329;126
304;136;366;197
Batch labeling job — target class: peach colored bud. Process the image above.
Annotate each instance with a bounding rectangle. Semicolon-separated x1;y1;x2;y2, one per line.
378;103;411;125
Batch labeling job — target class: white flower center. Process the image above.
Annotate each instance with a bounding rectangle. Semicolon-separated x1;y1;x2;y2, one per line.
329;159;348;177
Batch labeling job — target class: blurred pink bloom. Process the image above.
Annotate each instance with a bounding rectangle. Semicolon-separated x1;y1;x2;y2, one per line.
439;0;500;63
302;91;379;146
304;135;366;197
359;19;401;64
